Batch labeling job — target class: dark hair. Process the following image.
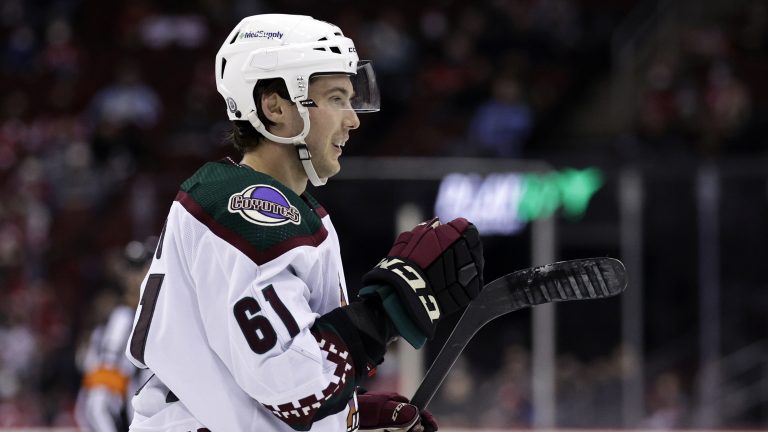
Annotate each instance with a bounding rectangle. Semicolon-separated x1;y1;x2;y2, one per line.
225;78;293;154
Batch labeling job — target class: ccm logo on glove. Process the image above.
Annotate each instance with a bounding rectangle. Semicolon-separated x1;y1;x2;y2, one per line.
375;258;440;322
392;402;406;421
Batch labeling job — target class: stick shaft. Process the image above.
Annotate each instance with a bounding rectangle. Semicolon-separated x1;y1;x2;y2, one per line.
409;310;476;410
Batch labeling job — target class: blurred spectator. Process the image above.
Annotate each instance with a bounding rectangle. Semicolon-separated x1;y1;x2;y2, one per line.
643;372;689;429
0;300;38;399
139;14;209;50
468;75;533;157
167;82;218;158
88;62;161;130
481;344;532;427
429;357;480;428
42;18;81;77
361;9;416;103
88;61;161;187
588;352;623;427
699;62;752;155
634;51;688;153
556;353;592;426
732;1;768;54
2;25;37;72
633;21;757;158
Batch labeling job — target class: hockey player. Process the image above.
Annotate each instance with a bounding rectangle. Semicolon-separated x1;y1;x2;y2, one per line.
124;14;484;432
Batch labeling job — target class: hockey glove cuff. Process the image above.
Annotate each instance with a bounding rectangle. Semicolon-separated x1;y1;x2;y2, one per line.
358;284;427;349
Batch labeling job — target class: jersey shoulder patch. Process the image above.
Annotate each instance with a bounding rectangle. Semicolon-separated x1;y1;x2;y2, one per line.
176;161;328;264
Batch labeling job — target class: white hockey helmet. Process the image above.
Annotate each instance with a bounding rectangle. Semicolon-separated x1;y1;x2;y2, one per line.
215;14;380;186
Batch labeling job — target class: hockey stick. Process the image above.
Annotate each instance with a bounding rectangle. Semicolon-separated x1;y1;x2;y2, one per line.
410;257;627;410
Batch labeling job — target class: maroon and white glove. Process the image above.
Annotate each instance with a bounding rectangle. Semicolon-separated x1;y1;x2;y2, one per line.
358;391;438;432
362;217;484;340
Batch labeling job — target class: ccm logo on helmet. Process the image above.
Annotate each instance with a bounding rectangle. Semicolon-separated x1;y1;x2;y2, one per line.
376;258;441;321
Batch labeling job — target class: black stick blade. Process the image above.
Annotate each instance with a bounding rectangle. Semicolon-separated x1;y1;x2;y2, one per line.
469;257;627;328
515;257;627;305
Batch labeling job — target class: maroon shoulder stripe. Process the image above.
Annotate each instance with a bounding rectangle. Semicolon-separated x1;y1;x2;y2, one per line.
175;191;329;265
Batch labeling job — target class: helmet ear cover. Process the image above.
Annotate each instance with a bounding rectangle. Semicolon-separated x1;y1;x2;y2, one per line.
227;78;292;154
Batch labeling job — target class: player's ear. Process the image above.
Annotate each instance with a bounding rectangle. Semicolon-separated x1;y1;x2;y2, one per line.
261;92;289;124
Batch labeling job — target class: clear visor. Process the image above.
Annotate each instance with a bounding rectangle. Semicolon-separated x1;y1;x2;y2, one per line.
348;61;380;112
307;61;380;112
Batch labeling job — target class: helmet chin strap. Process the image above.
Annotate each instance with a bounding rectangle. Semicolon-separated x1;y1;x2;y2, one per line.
296;146;327;187
246;105;328;187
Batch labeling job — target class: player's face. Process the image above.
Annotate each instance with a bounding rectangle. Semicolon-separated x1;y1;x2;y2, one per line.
303;75;360;178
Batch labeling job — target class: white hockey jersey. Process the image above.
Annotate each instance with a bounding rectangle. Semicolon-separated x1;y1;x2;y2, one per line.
125;160;362;432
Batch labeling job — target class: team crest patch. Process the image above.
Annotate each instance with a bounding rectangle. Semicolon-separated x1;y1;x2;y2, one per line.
228;185;301;226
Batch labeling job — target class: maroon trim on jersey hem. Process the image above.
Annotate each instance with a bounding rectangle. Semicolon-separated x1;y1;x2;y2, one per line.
175;191;329;265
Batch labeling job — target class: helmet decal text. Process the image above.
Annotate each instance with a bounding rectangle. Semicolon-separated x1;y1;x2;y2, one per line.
239;30;284;40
